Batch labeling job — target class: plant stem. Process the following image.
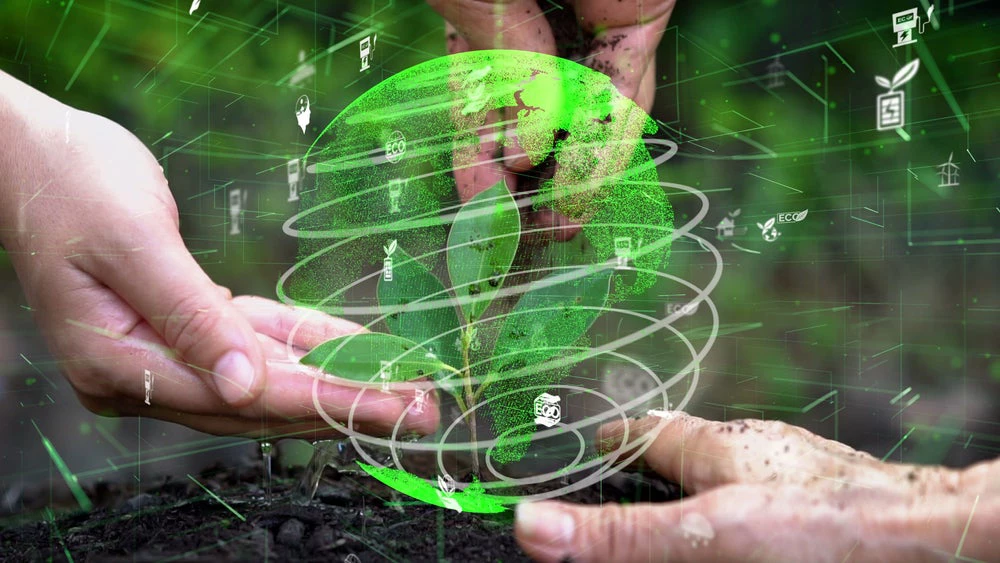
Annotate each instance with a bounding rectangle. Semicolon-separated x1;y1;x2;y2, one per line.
462;327;480;478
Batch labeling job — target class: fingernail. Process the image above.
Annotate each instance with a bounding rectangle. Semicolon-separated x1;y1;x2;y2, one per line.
516;502;575;557
213;350;256;404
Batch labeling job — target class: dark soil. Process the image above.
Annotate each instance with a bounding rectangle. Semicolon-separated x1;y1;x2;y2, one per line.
1;456;681;562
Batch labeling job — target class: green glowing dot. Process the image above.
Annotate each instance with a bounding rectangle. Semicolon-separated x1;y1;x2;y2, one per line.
769;32;781;44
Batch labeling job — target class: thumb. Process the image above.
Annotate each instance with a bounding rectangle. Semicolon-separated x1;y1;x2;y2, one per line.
515;500;698;563
93;234;264;406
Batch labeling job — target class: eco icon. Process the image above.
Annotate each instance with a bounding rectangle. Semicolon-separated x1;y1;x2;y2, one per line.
875;59;920;131
359;35;376;72
533;392;562;428
891;6;934;48
756;216;781;242
382;239;398;281
777;209;808;224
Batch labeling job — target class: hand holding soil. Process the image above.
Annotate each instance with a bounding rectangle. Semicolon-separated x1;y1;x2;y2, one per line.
428;0;677;241
514;412;999;562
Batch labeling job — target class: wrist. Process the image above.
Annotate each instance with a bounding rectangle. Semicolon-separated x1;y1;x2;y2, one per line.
0;71;69;248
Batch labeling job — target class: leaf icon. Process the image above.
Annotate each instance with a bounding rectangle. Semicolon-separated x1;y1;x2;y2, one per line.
792;209;809;222
764;217;776;230
890;59;920;90
756;222;765;231
875;76;892;90
384;239;398;256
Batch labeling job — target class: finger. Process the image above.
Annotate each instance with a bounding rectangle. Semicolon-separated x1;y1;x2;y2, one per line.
231;295;366;353
595;413;667;470
437;4;554;191
523;207;582;243
452;109;519;204
436;5;577;237
88;230;265;407
428;0;557;53
572;0;675;105
85;321;439;437
515;484;866;563
600;412;737;494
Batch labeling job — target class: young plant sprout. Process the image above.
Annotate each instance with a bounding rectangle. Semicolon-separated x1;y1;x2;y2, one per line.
300;180;614;478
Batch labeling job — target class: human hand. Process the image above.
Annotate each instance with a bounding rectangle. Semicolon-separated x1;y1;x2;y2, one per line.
427;0;676;241
514;412;999;562
0;74;439;438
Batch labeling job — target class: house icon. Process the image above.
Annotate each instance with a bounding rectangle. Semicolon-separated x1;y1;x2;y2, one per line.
716;216;735;239
715;209;742;239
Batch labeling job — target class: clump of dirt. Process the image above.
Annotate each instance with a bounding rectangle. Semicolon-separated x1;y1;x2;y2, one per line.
0;457;680;561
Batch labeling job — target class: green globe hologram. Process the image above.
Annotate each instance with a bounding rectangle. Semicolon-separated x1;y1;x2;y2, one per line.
281;50;679;510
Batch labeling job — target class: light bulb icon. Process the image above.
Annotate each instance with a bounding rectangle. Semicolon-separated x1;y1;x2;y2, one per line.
295;95;311;134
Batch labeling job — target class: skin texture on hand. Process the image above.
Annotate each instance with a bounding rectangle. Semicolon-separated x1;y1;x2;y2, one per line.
427;0;676;241
0;72;438;439
514;412;1000;562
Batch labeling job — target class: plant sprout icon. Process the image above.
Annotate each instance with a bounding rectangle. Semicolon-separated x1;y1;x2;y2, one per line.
875;59;920;131
383;239;398;282
436;474;462;512
756;217;781;242
437;474;456;495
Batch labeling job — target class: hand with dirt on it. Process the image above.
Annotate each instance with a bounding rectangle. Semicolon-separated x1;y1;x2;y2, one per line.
0;71;439;439
427;0;677;242
514;411;1000;562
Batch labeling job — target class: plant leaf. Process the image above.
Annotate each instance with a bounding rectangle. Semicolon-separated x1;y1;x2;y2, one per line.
300;333;449;384
447;179;521;324
874;76;891;90
483;268;613;463
378;248;463;372
891;59;920;89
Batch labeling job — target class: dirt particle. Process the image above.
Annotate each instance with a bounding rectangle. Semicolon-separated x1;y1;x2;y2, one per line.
276;518;306;546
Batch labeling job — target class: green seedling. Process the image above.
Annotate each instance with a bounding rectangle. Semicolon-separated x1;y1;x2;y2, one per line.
301;179;613;476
